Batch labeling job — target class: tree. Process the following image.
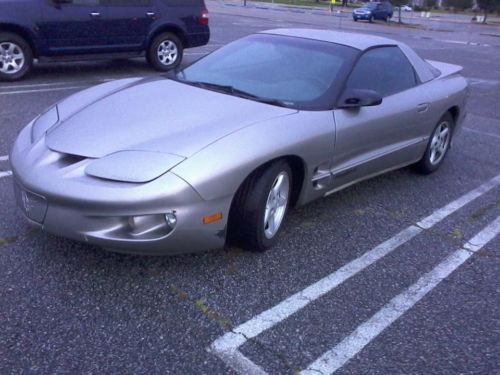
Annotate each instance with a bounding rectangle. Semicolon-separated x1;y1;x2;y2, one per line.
392;0;408;23
476;0;500;23
425;0;437;9
444;0;473;11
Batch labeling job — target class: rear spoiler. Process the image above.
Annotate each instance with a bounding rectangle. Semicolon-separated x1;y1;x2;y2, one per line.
426;60;463;79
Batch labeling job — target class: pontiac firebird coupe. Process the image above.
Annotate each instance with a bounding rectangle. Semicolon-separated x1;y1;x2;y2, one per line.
11;29;467;255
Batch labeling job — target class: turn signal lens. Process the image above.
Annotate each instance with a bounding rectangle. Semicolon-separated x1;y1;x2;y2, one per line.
203;212;222;225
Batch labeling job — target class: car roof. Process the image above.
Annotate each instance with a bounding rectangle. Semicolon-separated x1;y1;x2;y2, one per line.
259;29;436;83
261;29;398;51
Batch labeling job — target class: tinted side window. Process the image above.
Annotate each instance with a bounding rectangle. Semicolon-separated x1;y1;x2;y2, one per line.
345;46;417;97
69;0;101;5
101;0;152;6
161;0;203;5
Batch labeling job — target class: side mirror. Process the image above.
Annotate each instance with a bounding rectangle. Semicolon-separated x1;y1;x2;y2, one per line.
337;89;383;109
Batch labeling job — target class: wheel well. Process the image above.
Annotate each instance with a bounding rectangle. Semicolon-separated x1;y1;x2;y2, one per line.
447;106;460;124
149;26;187;48
0;24;37;57
233;156;306;210
226;155;306;245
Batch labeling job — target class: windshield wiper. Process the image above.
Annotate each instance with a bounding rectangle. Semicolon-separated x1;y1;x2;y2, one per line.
185;81;290;107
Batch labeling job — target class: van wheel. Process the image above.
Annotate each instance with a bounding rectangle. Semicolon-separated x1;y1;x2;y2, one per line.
0;32;33;81
147;32;183;71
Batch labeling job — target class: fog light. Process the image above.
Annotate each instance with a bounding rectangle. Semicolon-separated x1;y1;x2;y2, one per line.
165;212;177;228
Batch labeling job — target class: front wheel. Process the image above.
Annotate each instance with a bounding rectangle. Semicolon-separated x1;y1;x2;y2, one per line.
147;32;183;71
228;161;292;252
414;113;454;174
369;16;374;23
0;32;33;81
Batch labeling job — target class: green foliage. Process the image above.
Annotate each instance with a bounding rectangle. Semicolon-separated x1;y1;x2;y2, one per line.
444;0;472;10
476;0;500;12
391;0;407;6
424;0;437;8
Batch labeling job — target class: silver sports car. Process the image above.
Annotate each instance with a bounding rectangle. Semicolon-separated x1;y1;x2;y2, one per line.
11;29;467;255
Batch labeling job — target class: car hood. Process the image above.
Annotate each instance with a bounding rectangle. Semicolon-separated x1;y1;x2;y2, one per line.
46;77;297;159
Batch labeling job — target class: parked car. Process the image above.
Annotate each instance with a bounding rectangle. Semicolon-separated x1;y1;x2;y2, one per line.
353;2;394;22
11;29;467;255
401;5;413;11
0;0;210;81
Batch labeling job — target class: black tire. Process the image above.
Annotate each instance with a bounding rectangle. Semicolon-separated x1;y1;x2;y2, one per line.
228;160;292;252
147;32;183;72
353;17;358;22
369;16;374;23
414;112;454;174
0;32;33;81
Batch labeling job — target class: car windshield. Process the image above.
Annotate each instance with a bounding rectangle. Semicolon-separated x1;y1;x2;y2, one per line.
176;34;357;110
362;3;378;9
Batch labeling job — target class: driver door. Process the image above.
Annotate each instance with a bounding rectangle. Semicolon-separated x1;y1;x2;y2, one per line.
330;46;433;190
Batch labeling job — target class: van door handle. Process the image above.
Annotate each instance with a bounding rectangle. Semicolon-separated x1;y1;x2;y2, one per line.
417;103;429;113
146;12;156;17
90;12;101;18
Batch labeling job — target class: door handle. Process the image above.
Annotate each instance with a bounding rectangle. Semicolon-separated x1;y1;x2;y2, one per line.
146;12;156;17
417;103;429;113
90;12;101;18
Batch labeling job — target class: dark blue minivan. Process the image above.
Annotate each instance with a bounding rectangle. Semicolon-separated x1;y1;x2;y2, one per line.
0;0;210;80
352;2;393;22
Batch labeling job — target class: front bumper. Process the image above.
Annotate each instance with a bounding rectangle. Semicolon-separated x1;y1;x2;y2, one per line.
11;127;230;255
353;13;372;20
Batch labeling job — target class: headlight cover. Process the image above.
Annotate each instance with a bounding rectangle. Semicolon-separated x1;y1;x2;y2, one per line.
85;150;185;183
31;106;59;143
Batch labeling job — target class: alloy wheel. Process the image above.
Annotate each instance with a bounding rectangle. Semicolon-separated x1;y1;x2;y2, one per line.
0;42;25;74
157;40;178;66
429;121;451;165
264;171;290;239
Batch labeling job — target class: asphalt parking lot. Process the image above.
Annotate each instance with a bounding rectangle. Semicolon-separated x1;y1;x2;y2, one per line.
1;1;500;374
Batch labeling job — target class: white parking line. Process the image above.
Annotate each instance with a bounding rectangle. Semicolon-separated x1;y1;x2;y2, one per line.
209;174;500;374
0;85;87;96
0;155;9;162
185;51;212;55
302;215;500;375
0;171;12;179
0;81;91;90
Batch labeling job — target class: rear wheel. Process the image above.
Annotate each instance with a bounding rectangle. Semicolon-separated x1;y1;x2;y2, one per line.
414;113;454;174
147;32;183;71
0;32;33;81
228;161;292;252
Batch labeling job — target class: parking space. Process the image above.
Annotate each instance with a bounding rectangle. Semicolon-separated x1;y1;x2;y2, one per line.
1;1;499;374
